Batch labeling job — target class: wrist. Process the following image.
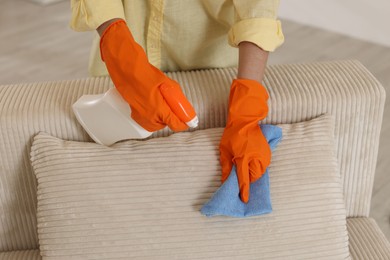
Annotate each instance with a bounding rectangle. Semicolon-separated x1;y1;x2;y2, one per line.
97;18;124;37
237;41;269;83
228;79;269;120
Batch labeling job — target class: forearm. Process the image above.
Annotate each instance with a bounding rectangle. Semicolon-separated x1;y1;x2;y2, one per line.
237;41;269;83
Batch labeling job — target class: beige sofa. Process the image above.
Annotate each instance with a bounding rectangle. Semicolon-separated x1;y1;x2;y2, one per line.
0;60;390;259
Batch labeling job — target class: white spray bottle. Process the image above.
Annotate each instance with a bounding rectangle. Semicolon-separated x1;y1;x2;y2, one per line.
72;86;198;146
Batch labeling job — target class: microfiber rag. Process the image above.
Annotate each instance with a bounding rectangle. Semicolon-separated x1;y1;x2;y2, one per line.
201;124;282;217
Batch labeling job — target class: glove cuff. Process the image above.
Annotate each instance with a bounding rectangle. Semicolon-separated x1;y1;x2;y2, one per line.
232;79;269;99
99;19;127;61
227;79;269;121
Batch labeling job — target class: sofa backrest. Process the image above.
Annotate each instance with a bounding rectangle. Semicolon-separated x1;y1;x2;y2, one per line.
0;60;385;251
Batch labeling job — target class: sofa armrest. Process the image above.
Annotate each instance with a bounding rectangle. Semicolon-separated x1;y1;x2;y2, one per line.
0;250;41;260
348;218;390;259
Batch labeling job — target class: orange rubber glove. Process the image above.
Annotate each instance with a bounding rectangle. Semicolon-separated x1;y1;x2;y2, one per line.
219;79;271;203
100;19;194;132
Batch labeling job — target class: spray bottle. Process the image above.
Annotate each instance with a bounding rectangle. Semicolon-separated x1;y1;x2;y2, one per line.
73;86;198;146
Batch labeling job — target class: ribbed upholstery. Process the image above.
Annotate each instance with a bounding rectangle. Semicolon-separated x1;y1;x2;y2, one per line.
348;218;390;259
3;218;390;259
0;250;41;260
264;62;385;220
30;116;350;259
0;77;112;251
0;60;385;251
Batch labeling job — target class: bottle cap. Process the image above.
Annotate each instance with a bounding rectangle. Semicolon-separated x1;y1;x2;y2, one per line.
186;116;199;128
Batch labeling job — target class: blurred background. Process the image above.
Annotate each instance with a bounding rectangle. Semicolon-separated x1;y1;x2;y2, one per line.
0;0;389;239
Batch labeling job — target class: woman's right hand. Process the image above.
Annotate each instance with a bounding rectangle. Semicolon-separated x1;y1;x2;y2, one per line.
99;19;195;132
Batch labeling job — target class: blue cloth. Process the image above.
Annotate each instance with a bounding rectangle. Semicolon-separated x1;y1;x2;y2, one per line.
201;124;283;217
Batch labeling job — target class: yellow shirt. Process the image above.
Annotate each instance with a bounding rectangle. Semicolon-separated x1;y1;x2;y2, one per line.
70;0;284;76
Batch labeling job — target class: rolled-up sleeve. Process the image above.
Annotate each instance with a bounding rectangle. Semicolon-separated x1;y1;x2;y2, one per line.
228;0;284;52
70;0;125;32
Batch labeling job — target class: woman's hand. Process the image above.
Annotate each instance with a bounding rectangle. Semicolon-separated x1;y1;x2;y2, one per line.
99;19;195;132
219;41;271;203
219;79;271;203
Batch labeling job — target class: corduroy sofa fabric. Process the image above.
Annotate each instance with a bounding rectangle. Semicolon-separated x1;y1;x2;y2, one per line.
1;218;389;260
0;250;41;260
0;61;388;258
347;218;390;259
29;115;349;259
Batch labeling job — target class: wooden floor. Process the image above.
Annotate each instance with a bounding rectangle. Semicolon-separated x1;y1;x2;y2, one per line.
1;0;390;240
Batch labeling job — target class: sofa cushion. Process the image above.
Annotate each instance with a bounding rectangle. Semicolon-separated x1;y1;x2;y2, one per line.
30;115;350;259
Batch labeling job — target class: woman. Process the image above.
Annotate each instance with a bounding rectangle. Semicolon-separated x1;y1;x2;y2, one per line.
70;0;284;203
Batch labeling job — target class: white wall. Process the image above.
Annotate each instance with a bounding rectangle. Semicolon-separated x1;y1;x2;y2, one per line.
278;0;390;47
